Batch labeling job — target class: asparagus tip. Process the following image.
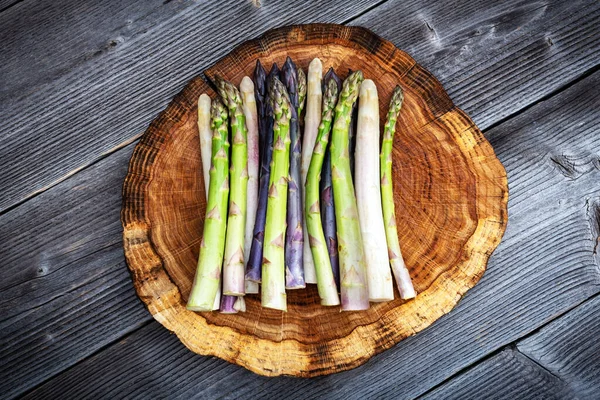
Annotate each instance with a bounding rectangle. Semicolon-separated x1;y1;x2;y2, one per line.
389;85;404;113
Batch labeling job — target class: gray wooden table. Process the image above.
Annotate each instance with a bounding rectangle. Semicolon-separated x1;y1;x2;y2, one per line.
1;1;599;399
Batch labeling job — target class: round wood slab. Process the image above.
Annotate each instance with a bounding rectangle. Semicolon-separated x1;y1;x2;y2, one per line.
121;24;508;377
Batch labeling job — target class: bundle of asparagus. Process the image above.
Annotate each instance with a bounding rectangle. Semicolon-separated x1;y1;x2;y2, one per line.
187;57;416;314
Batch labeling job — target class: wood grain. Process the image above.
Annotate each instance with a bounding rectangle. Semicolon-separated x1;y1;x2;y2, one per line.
420;347;575;400
517;295;600;399
0;0;21;12
0;0;383;213
21;62;600;400
0;144;152;399
122;24;507;376
1;0;598;215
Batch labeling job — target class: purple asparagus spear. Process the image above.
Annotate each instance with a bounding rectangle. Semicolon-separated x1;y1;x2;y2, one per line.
281;57;305;289
220;295;237;314
220;294;245;313
320;68;342;289
246;62;278;282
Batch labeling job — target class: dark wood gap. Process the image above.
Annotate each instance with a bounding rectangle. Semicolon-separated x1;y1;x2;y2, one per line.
415;291;600;399
0;0;24;14
16;319;155;400
482;64;600;135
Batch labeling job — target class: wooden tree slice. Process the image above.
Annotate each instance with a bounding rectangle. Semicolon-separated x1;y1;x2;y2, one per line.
121;24;508;377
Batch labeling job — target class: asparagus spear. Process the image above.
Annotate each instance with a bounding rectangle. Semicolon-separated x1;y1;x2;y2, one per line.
356;80;394;302
261;77;292;311
240;76;260;295
331;70;369;311
281;57;305;289
246;62;278;282
305;75;341;306
345;70;359;180
197;94;222;309
187;100;230;311
220;295;246;313
300;58;323;284
320;68;342;290
198;94;212;198
217;77;248;296
220;294;237;314
381;86;417;300
349;88;358;180
297;68;307;117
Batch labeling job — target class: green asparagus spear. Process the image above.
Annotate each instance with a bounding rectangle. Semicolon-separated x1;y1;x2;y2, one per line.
330;70;369;311
261;77;292;311
297;68;307;116
306;76;340;306
187;100;230;311
381;86;416;300
217;77;249;296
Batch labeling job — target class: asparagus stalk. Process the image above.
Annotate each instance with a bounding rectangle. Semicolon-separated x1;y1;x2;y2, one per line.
320;68;342;290
187;100;230;311
220;294;237;314
345;70;359;180
234;296;246;312
281;57;305;289
349;88;358;180
217;77;248;296
300;58;323;284
331;70;369;311
356;80;394;302
297;68;307;117
198;94;212;198
381;86;417;300
246;62;279;282
197;94;222;309
220;295;246;313
240;76;260;295
261;77;292;311
305;75;341;306
245;280;259;294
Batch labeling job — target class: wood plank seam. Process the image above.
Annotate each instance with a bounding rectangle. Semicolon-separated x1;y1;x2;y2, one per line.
16;319;155;400
516;345;565;382
0;0;24;14
340;0;391;25
482;64;600;134
416;291;600;399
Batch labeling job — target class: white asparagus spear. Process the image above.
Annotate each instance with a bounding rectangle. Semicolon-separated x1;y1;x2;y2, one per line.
234;296;246;312
245;279;259;294
198;94;221;310
240;77;260;295
355;80;394;302
300;58;323;284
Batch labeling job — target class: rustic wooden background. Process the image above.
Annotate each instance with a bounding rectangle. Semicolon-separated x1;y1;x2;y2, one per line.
1;0;598;398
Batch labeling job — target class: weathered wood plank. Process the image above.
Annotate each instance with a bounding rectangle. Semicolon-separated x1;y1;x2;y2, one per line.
354;0;600;129
0;0;194;102
0;0;21;13
15;62;600;400
0;144;152;399
420;347;574;400
517;295;600;399
1;0;598;215
0;0;382;213
420;296;600;399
